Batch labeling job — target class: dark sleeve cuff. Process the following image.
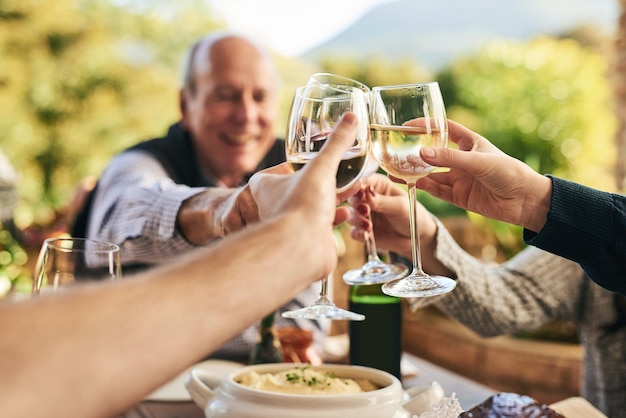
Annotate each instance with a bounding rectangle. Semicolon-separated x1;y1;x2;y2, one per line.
524;175;626;294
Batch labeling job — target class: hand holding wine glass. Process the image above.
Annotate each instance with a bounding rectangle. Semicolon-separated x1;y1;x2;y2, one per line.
369;82;456;298
342;158;408;285
281;83;370;321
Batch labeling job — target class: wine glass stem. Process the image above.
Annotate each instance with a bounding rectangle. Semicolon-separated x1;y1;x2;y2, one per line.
315;277;334;305
365;223;381;263
320;277;328;297
407;183;426;277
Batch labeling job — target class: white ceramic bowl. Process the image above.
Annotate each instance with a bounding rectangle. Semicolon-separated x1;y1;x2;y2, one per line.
185;362;443;418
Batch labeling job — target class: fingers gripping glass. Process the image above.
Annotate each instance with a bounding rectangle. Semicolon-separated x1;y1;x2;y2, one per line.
342;158;408;285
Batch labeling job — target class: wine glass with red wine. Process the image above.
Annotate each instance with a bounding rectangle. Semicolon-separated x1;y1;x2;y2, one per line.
281;83;370;321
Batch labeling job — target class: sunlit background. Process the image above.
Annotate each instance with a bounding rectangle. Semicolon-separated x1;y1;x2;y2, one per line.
0;0;624;293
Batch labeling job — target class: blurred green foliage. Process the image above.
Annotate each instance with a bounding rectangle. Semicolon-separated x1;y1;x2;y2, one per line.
0;225;29;296
437;37;617;255
439;36;616;190
319;35;617;257
0;0;221;228
0;0;619;275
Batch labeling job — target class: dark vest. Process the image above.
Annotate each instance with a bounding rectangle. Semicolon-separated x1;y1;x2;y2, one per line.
71;122;286;240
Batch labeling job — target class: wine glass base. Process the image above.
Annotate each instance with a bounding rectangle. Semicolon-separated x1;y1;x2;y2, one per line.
282;304;365;321
382;275;456;298
342;262;408;286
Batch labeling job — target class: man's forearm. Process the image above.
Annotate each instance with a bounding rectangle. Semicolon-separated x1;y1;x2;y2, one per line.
176;187;243;244
0;212;321;418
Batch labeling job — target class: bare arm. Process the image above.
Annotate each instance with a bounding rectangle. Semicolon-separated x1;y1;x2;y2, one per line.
0;112;361;418
1;214;317;418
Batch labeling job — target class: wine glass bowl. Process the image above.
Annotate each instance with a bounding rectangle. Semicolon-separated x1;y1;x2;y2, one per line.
370;83;448;183
369;82;456;298
32;237;121;294
282;82;370;321
286;83;370;193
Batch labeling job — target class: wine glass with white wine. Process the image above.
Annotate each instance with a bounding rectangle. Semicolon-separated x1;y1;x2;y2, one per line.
281;83;370;321
369;82;456;298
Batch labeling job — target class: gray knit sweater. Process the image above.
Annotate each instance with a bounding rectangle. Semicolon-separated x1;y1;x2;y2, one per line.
410;219;626;417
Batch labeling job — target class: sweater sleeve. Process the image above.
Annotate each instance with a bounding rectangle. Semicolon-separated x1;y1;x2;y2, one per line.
409;217;583;337
524;175;626;295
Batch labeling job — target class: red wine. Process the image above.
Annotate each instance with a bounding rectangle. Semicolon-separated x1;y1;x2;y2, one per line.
289;149;367;191
349;284;402;379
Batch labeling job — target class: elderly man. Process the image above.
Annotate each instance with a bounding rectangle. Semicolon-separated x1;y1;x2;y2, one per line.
73;32;325;360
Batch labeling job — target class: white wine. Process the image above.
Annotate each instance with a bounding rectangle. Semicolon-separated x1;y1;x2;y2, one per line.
370;124;447;183
289;148;367;191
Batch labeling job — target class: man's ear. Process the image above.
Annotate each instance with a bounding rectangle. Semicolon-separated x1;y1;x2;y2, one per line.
179;89;189;128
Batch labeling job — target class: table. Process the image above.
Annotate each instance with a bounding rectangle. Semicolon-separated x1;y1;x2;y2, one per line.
119;402;203;418
402;352;495;410
119;352;496;417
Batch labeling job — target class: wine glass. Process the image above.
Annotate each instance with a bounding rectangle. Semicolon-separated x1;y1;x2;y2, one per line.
281;83;370;321
342;158;409;285
306;73;409;285
32;237;121;294
369;82;456;298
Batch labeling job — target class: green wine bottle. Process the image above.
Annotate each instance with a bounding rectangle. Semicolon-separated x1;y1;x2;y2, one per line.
249;311;283;364
348;282;402;379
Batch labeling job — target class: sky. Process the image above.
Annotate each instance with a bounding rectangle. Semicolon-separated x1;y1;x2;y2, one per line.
208;0;618;59
208;0;393;56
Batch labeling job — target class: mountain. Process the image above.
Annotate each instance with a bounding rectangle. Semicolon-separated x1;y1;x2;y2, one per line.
302;0;618;71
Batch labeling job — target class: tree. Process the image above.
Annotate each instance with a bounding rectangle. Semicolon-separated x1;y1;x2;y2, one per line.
434;35;617;257
0;0;221;227
317;55;432;89
614;0;626;191
438;36;617;192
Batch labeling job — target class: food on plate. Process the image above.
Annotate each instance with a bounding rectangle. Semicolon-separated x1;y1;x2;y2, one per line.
459;392;565;417
235;365;379;395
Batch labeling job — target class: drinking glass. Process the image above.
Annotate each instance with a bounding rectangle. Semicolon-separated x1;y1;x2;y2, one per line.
32;237;121;294
282;83;370;321
369;82;456;297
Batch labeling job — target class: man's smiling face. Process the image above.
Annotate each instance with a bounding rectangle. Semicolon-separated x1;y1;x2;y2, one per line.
181;36;279;186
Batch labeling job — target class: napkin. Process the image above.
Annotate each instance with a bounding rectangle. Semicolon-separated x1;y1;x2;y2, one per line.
414;393;463;418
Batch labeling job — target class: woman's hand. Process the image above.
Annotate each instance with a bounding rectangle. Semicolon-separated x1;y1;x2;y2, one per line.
416;120;552;233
